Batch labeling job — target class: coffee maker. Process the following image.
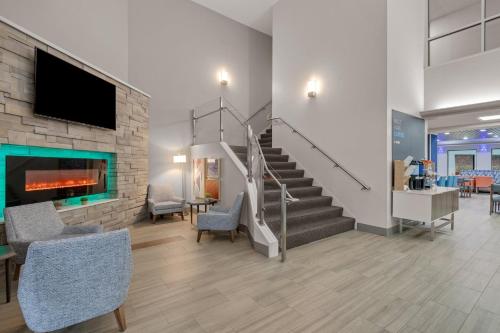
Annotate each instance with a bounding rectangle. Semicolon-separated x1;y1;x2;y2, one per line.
409;160;424;190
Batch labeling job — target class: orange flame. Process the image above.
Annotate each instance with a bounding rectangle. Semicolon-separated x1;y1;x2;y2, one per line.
25;179;98;192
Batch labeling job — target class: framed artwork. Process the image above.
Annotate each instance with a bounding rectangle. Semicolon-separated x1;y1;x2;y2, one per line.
192;158;221;200
192;158;205;199
206;158;220;179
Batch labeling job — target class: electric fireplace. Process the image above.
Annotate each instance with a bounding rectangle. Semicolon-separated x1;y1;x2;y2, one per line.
6;156;108;207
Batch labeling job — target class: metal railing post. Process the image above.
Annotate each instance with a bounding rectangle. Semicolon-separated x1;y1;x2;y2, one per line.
246;125;253;182
191;109;196;145
219;96;224;142
281;184;287;262
257;156;265;224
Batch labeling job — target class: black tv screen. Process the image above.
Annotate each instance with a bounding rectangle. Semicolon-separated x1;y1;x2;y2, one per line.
34;48;116;130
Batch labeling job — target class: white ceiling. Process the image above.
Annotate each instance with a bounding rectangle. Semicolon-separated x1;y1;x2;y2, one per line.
191;0;279;35
422;100;500;133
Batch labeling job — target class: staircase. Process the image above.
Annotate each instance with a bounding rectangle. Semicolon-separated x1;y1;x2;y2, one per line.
231;128;355;249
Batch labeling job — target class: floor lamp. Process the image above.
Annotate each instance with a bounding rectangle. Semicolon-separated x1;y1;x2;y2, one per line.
173;154;187;200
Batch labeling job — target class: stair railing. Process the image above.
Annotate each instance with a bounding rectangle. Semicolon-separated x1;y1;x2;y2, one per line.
245;101;272;124
251;130;295;262
191;96;247;145
270;117;371;191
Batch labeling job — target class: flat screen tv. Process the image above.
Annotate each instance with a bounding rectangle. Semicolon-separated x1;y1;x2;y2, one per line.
34;48;116;130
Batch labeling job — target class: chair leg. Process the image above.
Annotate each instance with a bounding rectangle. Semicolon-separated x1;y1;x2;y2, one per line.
180;212;185;220
13;264;20;282
152;214;157;224
114;306;127;332
229;230;235;242
197;230;203;243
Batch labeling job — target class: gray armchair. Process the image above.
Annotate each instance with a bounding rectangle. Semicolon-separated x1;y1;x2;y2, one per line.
4;201;103;269
197;192;244;242
18;229;132;332
148;184;186;223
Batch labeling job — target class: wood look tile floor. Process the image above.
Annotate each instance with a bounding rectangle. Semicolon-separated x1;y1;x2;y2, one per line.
3;194;500;332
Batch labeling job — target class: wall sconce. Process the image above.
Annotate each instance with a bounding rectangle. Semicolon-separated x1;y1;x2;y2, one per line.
173;154;187;164
307;80;318;98
219;70;229;86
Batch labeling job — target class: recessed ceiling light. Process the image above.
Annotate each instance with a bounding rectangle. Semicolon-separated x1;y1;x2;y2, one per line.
479;115;500;121
444;132;450;135
495;135;499;138
480;129;487;132
488;132;494;135
463;137;469;140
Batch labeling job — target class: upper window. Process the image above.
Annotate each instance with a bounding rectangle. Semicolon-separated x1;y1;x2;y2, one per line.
428;0;500;66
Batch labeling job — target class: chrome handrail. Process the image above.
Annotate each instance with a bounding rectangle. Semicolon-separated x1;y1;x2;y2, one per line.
270;117;371;191
245;100;272;124
253;134;295;201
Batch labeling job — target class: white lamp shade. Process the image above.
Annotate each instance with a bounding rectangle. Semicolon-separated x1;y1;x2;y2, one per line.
219;70;229;85
173;154;187;164
307;80;318;97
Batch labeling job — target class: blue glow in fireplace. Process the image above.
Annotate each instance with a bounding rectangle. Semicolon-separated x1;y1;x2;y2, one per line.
0;144;116;219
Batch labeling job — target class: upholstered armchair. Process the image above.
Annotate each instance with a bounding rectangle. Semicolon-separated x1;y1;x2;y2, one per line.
18;229;132;333
147;184;186;223
197;192;244;242
490;184;500;215
4;201;103;275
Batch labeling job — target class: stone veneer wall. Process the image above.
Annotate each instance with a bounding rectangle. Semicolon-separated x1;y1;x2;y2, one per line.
0;20;150;244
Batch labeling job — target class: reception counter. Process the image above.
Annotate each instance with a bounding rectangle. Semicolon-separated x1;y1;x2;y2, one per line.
392;187;459;240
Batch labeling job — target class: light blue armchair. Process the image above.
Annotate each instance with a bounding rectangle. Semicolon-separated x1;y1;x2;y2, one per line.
4;201;103;278
18;229;132;333
148;184;186;223
197;192;244;243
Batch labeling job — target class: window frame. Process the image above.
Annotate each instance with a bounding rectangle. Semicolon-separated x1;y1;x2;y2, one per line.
427;0;500;66
491;148;500;170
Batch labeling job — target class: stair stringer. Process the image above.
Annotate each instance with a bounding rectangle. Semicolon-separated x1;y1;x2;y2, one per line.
220;142;279;258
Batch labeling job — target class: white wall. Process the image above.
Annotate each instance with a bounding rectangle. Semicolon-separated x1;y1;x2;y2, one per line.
387;0;426;117
273;0;390;230
129;0;272;198
0;0;129;81
425;48;500;110
387;0;426;227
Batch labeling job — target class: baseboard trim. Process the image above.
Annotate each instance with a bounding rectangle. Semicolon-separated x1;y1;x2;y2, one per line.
238;224;269;256
357;223;399;236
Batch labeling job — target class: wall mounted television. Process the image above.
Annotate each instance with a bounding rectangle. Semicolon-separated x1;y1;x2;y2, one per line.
34;48;116;130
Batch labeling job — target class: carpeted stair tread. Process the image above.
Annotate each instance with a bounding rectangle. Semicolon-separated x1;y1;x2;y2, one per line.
264;196;333;215
267;161;297;170
264;186;323;200
266;169;305;178
274;216;355;249
236;152;289;162
230;145;282;155
264;177;313;189
265;206;344;229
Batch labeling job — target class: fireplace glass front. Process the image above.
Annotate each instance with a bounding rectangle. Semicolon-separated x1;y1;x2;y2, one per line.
6;156;108;207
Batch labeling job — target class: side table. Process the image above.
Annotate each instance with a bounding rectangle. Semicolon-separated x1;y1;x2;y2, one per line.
188;199;218;224
0;245;15;303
